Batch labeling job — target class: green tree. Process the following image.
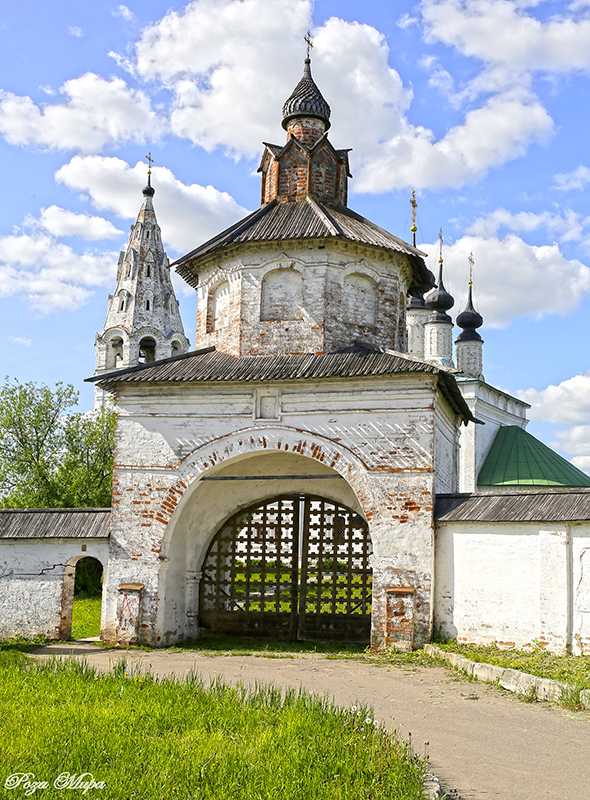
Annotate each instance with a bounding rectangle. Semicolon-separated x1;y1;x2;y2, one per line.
0;379;116;508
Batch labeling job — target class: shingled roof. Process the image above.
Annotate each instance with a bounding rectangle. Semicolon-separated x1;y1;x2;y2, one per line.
0;508;111;539
173;196;434;292
87;346;474;422
436;488;590;523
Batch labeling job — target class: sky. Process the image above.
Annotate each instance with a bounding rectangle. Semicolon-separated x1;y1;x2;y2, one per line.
0;0;589;473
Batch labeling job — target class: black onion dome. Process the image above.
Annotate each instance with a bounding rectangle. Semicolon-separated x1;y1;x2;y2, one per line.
456;284;483;342
143;173;155;198
282;58;331;130
426;262;454;313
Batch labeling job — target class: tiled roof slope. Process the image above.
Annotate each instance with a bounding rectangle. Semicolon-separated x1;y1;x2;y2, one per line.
87;346;474;422
173;197;434;292
478;426;590;488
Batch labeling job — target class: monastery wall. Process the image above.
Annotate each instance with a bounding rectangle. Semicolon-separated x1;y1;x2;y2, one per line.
104;373;457;648
435;521;590;655
195;243;411;356
0;538;109;639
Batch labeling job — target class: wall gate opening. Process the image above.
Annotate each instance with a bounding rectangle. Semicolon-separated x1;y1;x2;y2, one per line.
199;494;372;643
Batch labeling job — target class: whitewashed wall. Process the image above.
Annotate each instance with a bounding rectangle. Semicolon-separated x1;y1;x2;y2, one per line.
0;538;109;639
435;521;590;655
105;372;462;647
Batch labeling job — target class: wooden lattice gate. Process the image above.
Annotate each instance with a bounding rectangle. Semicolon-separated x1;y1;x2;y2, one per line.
199;494;372;642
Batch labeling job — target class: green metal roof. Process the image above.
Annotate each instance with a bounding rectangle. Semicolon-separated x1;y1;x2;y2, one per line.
478;426;590;488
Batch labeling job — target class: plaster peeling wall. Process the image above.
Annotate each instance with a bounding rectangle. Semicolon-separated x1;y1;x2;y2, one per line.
435;522;590;655
105;373;452;648
0;539;109;639
194;243;413;356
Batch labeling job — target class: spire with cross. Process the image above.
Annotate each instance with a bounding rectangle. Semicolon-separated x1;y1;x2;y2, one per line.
304;30;313;60
410;189;417;248
143;152;155;198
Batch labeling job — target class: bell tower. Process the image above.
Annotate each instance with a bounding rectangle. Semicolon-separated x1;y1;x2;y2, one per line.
94;156;189;405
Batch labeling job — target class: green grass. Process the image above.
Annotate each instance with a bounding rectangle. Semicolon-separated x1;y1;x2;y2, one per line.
436;641;590;690
71;597;101;640
0;657;427;800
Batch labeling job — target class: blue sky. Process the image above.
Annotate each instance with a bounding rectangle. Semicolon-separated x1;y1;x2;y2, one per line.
0;0;589;471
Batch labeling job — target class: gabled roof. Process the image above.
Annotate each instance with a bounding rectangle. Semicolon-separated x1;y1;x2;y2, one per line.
258;135;352;176
0;508;111;539
173;196;433;291
478;426;590;488
86;345;474;422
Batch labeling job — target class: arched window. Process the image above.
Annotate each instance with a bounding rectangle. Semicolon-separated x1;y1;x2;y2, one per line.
207;281;230;333
146;262;151;278
107;336;124;369
343;273;377;327
118;291;128;312
146;230;150;240
171;340;182;357
260;268;303;321
138;337;156;363
146;299;150;311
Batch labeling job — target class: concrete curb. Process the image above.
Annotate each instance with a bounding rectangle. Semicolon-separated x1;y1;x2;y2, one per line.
425;644;589;707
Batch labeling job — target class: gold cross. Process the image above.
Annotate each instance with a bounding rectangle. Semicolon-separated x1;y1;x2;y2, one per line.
304;30;313;59
468;252;475;287
438;228;444;265
145;151;154;176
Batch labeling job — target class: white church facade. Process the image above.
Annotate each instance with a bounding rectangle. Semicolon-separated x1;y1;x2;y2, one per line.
1;57;590;654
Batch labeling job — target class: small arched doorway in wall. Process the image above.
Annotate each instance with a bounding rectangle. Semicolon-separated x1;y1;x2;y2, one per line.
60;556;104;640
199;494;372;643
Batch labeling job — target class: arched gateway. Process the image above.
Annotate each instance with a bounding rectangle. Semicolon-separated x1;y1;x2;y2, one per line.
199;494;372;643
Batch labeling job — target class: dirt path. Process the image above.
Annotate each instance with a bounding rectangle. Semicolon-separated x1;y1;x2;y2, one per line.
32;643;589;800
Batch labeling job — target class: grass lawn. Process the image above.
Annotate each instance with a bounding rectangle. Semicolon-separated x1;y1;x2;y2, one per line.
71;597;101;639
437;641;590;690
0;655;427;800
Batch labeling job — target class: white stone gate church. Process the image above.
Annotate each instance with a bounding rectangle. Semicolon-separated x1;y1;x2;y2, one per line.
2;56;590;654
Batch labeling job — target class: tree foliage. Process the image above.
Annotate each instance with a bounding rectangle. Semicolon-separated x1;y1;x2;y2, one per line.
0;380;116;508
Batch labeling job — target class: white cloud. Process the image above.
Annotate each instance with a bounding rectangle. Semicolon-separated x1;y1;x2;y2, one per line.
67;25;83;38
114;5;135;21
356;90;552;192
554;165;590;192
37;206;123;240
467;208;590;243
9;336;32;347
519;373;590;424
518;374;590;473
55;155;248;254
0;231;117;312
421;0;590;74
418;233;590;326
397;13;419;29
0;73;163;152
554;426;590;473
131;0;550;192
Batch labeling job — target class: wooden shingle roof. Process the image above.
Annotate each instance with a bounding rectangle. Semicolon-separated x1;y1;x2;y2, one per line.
0;508;111;539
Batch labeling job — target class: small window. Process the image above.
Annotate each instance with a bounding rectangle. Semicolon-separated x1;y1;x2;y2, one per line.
146;264;151;278
146;231;150;240
146;299;150;311
138;337;156;363
118;292;127;312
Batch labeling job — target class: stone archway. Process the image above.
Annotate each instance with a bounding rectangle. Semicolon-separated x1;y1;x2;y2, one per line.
154;429;377;645
59;555;104;640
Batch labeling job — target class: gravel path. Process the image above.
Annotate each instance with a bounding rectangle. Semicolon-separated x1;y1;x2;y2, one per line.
32;643;590;800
